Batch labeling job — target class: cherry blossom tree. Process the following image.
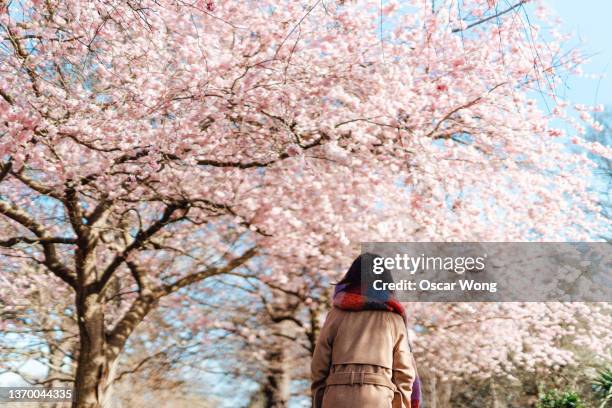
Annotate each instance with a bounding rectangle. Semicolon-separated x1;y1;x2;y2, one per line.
406;302;612;407
585;109;611;235
1;0;610;407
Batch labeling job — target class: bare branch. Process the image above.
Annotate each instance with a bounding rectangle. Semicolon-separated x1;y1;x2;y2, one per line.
0;89;14;105
94;202;188;293
160;246;257;295
0;161;12;183
0;200;77;287
105;246;257;358
452;1;528;33
197;136;325;169
114;350;167;383
126;261;154;294
64;184;87;239
10;169;63;200
0;236;77;247
426;82;506;138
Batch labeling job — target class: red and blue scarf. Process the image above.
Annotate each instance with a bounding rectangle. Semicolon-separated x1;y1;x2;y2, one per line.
333;283;421;408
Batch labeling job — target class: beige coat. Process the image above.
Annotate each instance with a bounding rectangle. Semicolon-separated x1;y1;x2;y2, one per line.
311;307;416;408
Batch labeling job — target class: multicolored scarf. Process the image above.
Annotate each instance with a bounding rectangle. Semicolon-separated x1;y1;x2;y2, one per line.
333;283;422;408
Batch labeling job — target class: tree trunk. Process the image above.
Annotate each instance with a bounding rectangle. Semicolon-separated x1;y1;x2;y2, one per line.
261;297;295;408
262;345;290;408
427;373;437;408
491;379;503;408
72;292;116;408
439;380;452;408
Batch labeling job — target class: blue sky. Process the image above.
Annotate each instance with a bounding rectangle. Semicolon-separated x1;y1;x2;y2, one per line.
545;0;612;107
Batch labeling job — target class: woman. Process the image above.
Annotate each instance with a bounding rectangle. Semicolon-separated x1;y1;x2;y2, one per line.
311;253;421;408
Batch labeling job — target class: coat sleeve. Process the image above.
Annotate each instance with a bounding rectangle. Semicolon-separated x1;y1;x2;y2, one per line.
391;317;416;408
311;311;337;408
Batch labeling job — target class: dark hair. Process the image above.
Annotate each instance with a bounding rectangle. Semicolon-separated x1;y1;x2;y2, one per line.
336;253;395;293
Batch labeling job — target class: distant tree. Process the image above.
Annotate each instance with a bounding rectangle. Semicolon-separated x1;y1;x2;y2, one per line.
585;109;612;236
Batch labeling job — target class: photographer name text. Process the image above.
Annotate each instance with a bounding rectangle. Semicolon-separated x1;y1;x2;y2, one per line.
374;279;498;293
